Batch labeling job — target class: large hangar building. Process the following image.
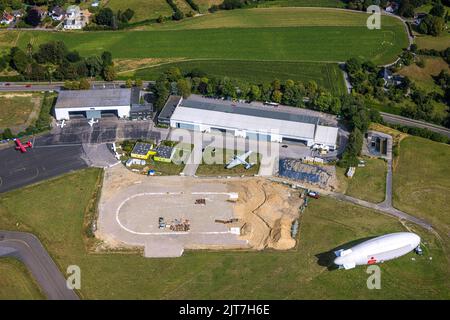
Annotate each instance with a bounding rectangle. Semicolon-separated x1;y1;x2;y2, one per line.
54;88;132;120
166;95;339;149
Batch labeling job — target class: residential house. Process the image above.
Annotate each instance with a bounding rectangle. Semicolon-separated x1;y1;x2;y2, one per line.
51;6;65;21
379;67;404;88
1;12;14;25
64;5;89;30
12;10;23;18
385;2;398;14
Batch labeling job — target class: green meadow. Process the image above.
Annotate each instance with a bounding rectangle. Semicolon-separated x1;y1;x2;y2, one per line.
119;60;347;95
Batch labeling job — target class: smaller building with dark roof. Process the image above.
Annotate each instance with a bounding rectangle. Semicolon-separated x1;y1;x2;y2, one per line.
157;95;182;125
130;142;156;160
154;145;175;163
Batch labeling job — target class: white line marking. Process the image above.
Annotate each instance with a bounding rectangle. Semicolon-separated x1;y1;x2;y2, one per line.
115;192;234;236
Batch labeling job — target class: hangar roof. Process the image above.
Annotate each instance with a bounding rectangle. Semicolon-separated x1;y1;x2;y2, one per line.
171;106;318;141
55;89;132;109
180;99;319;125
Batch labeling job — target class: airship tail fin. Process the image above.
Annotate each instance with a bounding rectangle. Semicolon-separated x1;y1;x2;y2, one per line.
334;249;352;257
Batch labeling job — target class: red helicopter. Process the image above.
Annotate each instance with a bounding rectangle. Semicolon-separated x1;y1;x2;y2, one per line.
14;138;33;153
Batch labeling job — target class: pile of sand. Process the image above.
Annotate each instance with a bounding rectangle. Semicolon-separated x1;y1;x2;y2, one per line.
230;178;302;250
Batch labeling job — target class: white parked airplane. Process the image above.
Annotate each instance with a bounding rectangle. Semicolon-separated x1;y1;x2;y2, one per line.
226;151;254;170
56;120;66;129
88;118;99;127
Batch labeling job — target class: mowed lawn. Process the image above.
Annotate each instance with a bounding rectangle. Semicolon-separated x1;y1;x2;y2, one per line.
0;258;44;300
0;168;448;299
337;157;387;203
7;8;407;65
257;0;345;8
415;33;450;51
120;60;347;95
393;137;450;238
105;0;173;23
0;92;42;130
146;7;379;30
196;147;261;176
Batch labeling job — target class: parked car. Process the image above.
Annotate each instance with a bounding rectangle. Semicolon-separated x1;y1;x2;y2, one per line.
307;191;320;199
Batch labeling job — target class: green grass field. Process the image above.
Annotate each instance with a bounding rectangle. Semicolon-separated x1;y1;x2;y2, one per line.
393;137;450;240
105;0;173;23
0;258;45;300
257;0;345;8
146;7;403;30
0;168;448;299
397;56;450;95
196;147;261;176
337;157;387;203
3;8;407;65
195;0;222;13
8;27;405;65
119;60;347;95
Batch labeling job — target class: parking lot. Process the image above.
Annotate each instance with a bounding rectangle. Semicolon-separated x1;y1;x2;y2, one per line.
39;118;163;146
0;142;87;193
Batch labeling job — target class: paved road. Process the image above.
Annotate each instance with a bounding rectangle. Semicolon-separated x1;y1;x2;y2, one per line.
0;81;153;92
328;192;433;231
381;113;450;138
0;230;79;300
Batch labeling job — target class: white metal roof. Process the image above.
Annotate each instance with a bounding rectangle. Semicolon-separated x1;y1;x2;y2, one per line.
171;106;318;141
314;125;339;146
55;89;131;109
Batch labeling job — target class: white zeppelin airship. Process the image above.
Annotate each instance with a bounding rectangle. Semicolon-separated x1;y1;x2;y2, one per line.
333;232;421;270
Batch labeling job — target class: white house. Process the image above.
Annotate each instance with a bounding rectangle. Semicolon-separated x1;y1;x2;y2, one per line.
64;5;88;30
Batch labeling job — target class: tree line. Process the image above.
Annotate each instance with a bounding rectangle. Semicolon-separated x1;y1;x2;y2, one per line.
0;41;116;82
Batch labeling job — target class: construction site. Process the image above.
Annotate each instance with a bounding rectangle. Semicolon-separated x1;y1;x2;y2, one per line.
96;165;305;257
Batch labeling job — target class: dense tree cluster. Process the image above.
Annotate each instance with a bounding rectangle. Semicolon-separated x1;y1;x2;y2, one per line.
345;56;450;126
388;123;450;143
166;0;185;21
2;41;116;81
90;7;135;30
152;66;346;115
417;1;448;36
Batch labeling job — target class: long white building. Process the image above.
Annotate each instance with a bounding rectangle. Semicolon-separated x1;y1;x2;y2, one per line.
54;89;132;120
166;95;339;149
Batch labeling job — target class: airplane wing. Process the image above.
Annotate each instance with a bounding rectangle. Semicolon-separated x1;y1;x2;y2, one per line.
237;151;253;162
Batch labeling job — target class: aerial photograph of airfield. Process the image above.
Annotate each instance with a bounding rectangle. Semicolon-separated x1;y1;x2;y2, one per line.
0;0;449;300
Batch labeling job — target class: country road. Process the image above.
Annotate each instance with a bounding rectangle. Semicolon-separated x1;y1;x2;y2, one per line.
0;230;79;300
0;81;153;92
381;112;450;138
